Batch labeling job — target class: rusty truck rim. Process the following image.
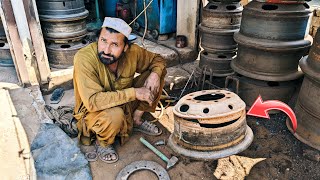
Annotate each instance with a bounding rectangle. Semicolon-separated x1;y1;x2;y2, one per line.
170;90;253;159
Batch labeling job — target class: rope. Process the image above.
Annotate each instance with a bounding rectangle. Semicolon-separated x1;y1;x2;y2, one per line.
151;100;164;123
153;89;170;123
129;0;154;26
141;0;148;48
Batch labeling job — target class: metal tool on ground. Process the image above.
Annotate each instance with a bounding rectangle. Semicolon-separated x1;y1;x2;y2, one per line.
140;137;178;169
154;139;166;146
116;160;170;180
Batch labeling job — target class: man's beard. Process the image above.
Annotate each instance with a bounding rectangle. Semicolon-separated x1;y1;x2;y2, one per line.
98;51;124;65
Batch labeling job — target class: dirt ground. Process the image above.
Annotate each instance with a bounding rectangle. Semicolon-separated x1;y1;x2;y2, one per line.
40;57;320;180
240;114;320;180
72;89;320;180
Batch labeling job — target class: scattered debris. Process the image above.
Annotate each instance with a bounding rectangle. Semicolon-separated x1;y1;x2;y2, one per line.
44;105;78;138
213;155;266;179
303;149;320;162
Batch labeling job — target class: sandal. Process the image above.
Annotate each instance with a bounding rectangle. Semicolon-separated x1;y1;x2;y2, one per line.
134;121;162;136
50;88;65;104
95;143;119;163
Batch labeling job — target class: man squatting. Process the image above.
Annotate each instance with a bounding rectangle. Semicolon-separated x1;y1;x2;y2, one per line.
73;17;166;163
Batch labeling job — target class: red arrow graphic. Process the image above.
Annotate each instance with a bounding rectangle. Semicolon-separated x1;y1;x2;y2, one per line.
247;96;297;132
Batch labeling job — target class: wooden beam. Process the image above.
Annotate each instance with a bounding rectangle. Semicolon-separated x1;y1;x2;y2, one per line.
0;0;45;86
11;0;40;86
42;68;74;94
23;0;50;84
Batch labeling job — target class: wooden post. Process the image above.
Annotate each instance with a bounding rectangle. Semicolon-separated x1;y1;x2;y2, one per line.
23;0;50;84
10;0;40;86
0;0;50;86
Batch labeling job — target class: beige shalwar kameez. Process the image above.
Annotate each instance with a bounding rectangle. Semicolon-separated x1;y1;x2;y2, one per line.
73;42;166;147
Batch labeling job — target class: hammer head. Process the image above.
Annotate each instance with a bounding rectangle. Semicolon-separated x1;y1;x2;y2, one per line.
166;156;178;169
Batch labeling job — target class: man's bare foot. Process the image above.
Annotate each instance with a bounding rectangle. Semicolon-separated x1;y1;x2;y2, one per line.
133;109;161;135
133;109;144;126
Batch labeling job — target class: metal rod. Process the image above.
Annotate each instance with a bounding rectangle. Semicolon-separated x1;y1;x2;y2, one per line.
179;69;195;99
201;66;207;90
140;137;169;162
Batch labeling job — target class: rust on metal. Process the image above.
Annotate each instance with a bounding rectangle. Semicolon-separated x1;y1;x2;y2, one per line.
173;90;245;121
300;29;320;83
173;113;247;151
225;75;301;112
287;100;320;150
231;0;312;82
171;90;252;154
36;0;88;19
199;51;235;77
199;1;242;54
239;1;311;41
199;24;238;53
288;29;320;150
41;18;88;43
296;72;320;118
37;0;89;42
201;2;242;30
231;32;310;82
46;39;89;69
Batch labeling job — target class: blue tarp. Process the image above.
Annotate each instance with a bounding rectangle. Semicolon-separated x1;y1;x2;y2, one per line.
31;123;92;180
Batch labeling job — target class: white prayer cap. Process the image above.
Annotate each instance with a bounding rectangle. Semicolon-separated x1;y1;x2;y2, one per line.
101;17;132;39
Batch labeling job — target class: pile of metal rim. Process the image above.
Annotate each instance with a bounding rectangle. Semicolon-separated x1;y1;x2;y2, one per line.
198;0;243;80
225;74;302;113
199;51;236;77
0;18;13;67
227;0;312;110
168;89;253;160
36;0;89;68
287;28;320;150
46;40;89;69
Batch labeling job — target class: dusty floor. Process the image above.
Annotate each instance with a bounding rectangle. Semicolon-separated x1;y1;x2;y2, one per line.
42;87;320;180
90;110;318;180
2;60;320;179
240;115;320;180
1;63;319;179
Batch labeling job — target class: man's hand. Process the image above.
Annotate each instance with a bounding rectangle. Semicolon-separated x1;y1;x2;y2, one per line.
144;72;160;94
135;87;154;106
